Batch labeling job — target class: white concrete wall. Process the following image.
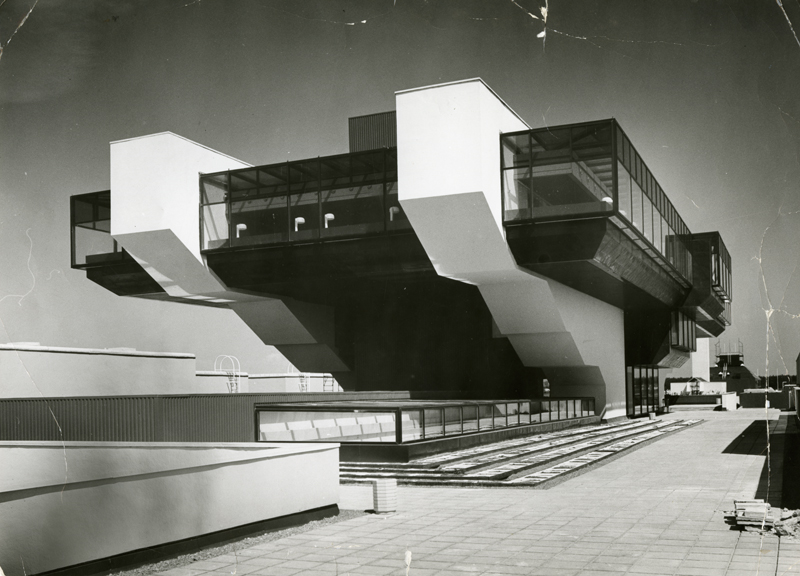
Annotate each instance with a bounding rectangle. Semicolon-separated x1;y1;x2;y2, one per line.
111;133;248;300
0;441;339;576
194;371;250;393
249;373;342;393
111;132;250;262
397;79;528;284
109;132;349;374
691;338;711;381
0;344;199;397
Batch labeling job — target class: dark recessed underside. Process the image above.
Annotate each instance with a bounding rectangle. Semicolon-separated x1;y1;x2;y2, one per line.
506;219;688;309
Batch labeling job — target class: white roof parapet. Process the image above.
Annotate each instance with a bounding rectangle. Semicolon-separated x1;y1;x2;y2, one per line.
395;77;531;130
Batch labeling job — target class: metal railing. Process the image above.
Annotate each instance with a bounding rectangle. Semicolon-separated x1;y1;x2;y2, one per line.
256;397;596;444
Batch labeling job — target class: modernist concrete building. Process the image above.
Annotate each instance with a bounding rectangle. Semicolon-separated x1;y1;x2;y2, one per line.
71;79;733;420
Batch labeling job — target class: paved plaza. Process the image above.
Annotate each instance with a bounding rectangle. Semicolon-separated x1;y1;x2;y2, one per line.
158;408;800;576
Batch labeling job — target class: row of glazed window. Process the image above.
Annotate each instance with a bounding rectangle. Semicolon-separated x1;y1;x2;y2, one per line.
256;399;595;444
200;149;410;250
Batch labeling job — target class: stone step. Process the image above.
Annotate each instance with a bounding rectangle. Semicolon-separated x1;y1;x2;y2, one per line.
339;419;659;476
340;419;703;488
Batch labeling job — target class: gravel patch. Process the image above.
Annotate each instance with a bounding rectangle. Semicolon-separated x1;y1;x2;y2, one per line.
108;509;365;576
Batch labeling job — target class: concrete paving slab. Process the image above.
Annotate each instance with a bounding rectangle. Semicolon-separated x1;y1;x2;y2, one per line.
153;408;800;576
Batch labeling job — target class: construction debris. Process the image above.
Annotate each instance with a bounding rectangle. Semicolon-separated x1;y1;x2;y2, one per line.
730;500;800;537
775;509;800;537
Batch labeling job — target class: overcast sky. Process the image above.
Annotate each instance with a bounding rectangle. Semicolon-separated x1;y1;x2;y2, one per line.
0;0;798;378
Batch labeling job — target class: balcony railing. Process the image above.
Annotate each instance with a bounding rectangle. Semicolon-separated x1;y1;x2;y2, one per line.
200;147;409;251
256;398;596;444
70;191;125;268
501;120;693;285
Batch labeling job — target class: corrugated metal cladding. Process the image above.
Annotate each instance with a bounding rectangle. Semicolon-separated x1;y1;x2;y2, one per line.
0;391;412;442
348;111;397;152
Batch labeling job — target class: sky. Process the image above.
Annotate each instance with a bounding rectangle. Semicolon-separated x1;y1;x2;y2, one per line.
0;0;798;378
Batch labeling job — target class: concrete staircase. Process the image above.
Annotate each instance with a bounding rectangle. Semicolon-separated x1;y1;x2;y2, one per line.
340;418;702;488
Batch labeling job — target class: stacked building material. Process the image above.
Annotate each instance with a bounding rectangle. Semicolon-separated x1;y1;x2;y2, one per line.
733;499;775;528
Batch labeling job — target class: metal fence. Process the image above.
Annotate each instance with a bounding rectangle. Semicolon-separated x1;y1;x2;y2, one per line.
0;393;596;443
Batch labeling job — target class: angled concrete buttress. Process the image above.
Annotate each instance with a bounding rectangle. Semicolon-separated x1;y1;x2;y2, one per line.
396;79;626;418
109;132;349;372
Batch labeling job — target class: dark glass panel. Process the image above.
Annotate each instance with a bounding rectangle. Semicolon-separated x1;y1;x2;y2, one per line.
73;198;96;224
571;123;612;150
289;160;319;192
401;410;423;442
653;213;662;253
502;124;615;219
230;195;289;246
631;180;643;232
385;181;411;231
201;174;228;204
617;162;632;222
503;167;532;221
479;404;493;429
444;407;462;435
506;403;519;425
385;148;397;174
423;408;444;438
350;150;385;176
230;169;258;191
71;192;120;266
495;403;508;427
519;401;531;424
502;133;531;168
290;191;320;241
642;194;653;243
97;202;111;222
321;181;384;238
623;137;631;172
463;405;479;432
531;128;571;166
257;165;289;194
530;401;541;423
319;155;350;187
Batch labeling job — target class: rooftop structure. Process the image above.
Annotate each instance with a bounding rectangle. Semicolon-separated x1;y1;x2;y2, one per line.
711;340;757;394
70;79;733;419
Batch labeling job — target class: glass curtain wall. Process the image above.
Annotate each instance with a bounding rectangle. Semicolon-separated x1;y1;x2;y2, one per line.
614;126;693;283
257;398;594;444
71;191;124;267
719;301;732;326
502;122;615;221
711;235;732;302
670;311;697;352
200;148;408;251
501;121;694;286
627;366;660;416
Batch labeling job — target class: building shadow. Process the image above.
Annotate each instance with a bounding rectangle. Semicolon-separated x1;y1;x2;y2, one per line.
781;414;800;510
722;420;772;455
722;416;799;509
